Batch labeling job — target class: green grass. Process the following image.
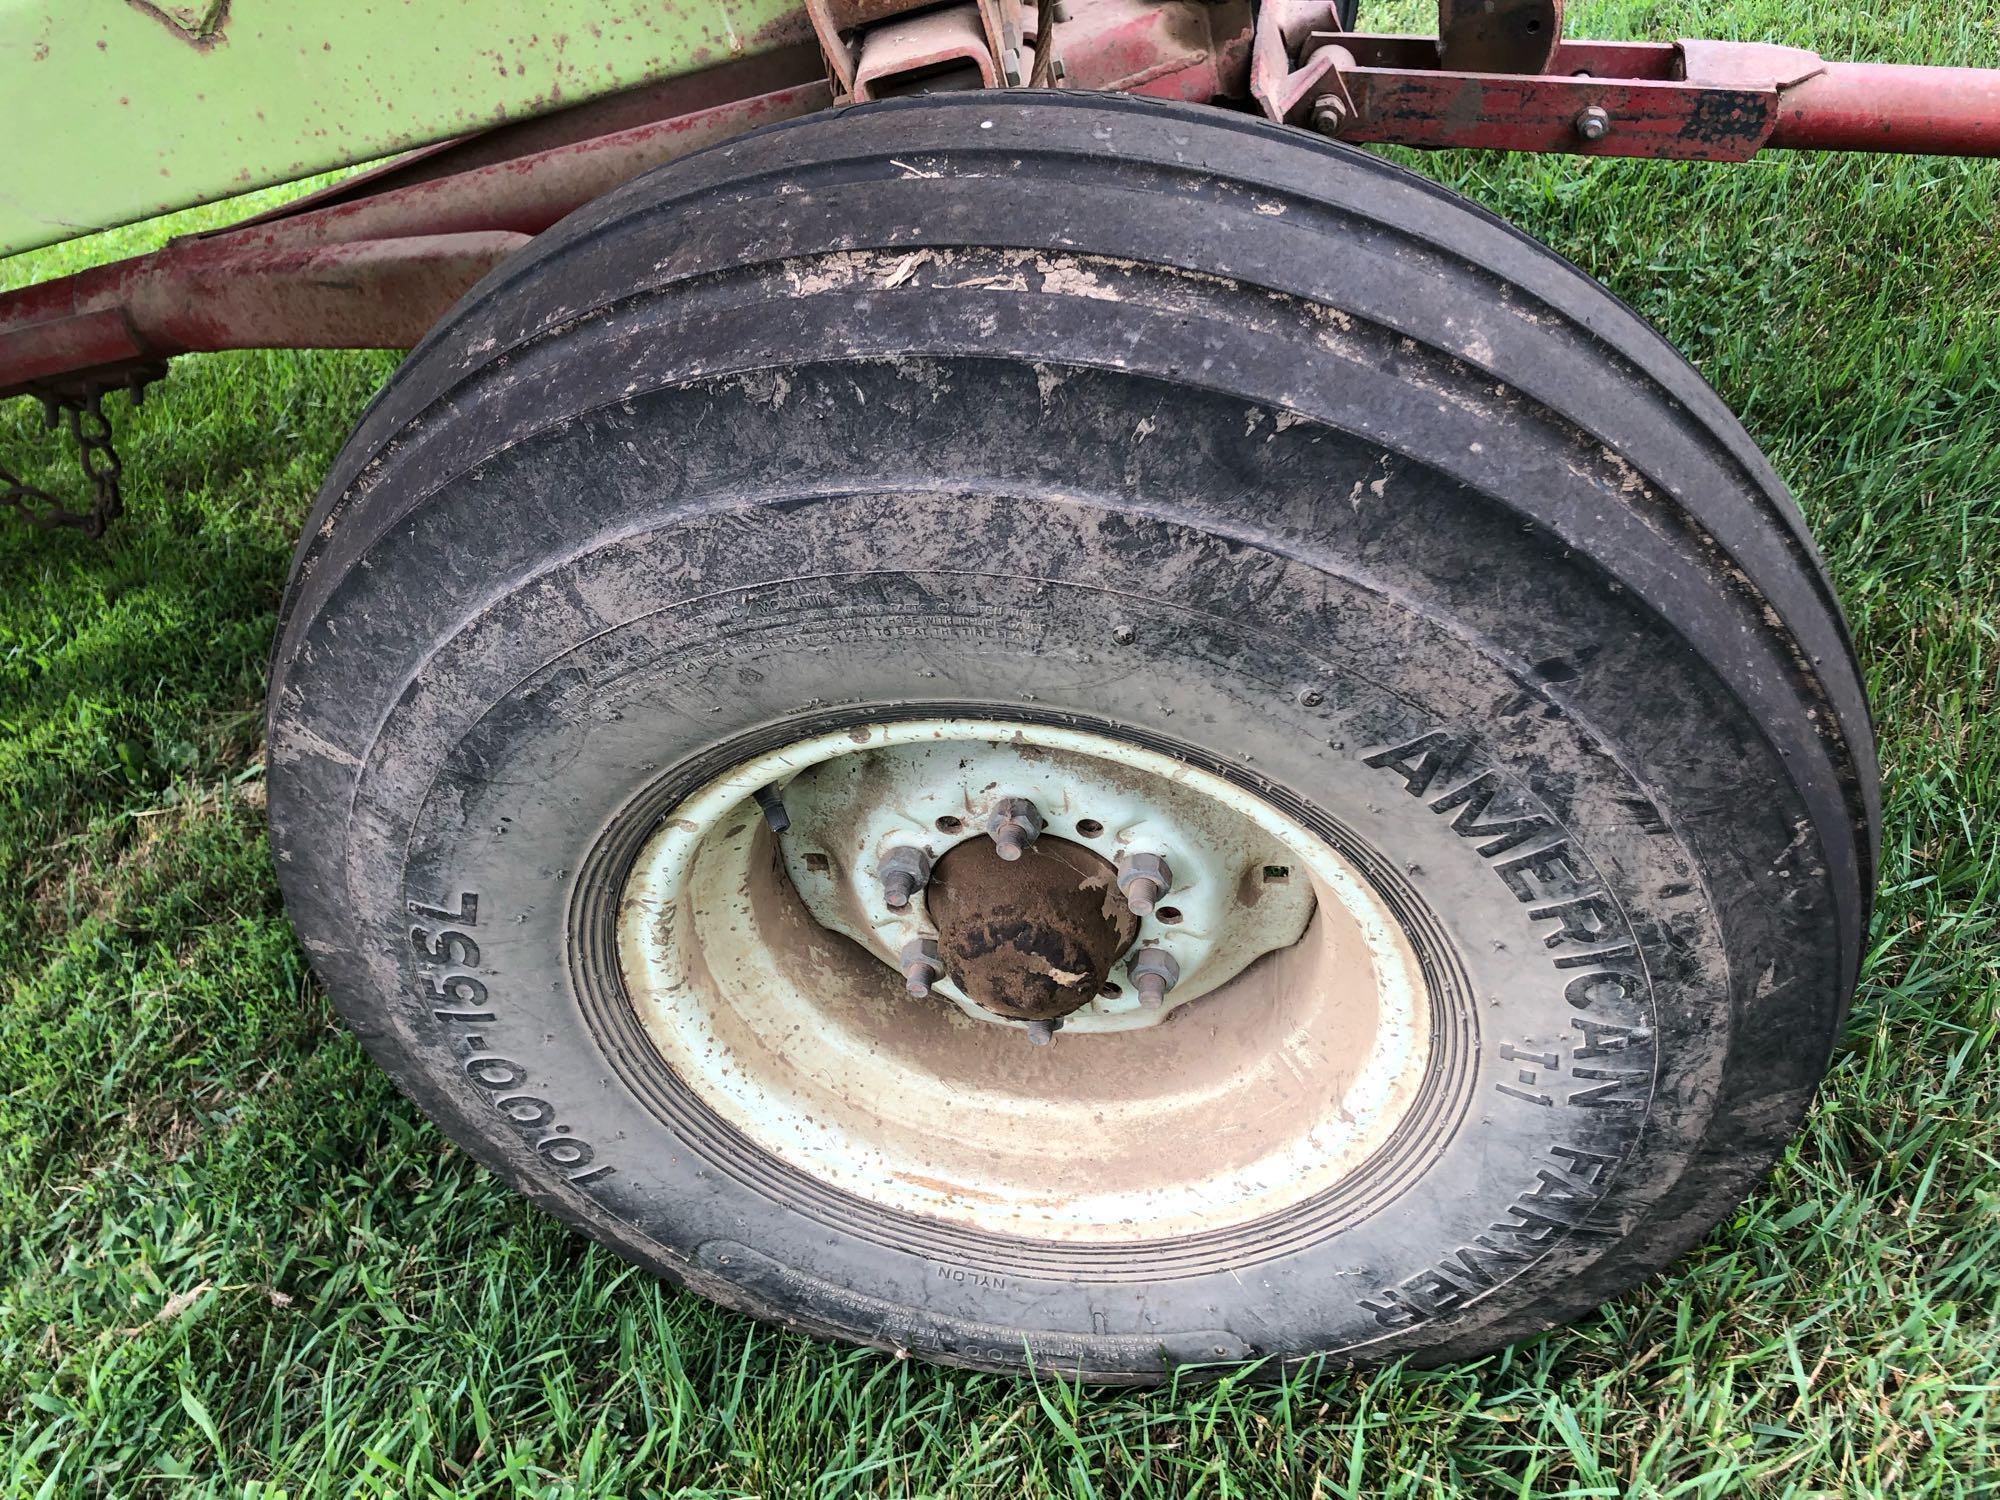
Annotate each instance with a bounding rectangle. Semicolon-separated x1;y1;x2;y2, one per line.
1;0;1996;1492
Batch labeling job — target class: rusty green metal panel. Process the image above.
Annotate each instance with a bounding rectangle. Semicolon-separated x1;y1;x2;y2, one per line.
0;0;810;258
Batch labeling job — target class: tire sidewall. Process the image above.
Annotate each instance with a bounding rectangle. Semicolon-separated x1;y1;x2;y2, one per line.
281;372;1785;1374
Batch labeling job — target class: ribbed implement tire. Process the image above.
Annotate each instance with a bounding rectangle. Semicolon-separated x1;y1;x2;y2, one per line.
267;92;1876;1379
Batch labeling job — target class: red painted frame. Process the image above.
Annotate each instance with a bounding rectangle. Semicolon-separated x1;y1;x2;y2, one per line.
3;3;1996;402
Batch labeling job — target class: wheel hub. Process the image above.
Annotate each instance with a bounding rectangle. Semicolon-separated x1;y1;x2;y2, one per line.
769;726;1318;1036
926;835;1137;1025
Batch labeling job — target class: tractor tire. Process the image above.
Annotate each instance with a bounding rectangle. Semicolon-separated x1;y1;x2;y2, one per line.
267;92;1876;1379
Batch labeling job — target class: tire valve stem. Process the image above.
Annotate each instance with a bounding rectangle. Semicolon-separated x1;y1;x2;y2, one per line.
1115;852;1173;917
985;797;1043;862
751;784;790;834
1025;1017;1061;1046
877;846;933;910
900;938;944;999
1129;946;1181;1008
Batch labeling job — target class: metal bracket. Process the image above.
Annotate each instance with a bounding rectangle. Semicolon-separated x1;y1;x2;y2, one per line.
1248;0;1863;162
1437;0;1562;74
1252;0;1565;128
807;0;1035;100
1248;0;1348;124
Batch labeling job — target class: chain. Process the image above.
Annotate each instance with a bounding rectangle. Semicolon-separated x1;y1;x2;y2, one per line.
1;385;138;538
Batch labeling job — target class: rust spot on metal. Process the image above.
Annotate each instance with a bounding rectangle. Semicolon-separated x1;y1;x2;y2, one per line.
1685;90;1767;148
928;836;1138;1021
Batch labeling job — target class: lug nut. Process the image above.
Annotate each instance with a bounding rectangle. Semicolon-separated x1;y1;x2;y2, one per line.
1025;1017;1061;1046
1129;946;1181;1008
985;797;1043;862
900;938;943;999
877;845;933;910
1115;851;1173;916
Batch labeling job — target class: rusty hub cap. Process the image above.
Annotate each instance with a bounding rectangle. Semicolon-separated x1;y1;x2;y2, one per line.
927;836;1139;1021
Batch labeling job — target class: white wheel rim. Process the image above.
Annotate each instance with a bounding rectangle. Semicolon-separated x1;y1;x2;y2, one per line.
616;719;1434;1242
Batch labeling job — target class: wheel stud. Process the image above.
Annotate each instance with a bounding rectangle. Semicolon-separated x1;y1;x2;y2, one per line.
1129;946;1180;1008
751;784;790;833
877;845;933;909
1115;851;1173;916
985;797;1043;862
1025;1017;1061;1046
900;938;943;998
